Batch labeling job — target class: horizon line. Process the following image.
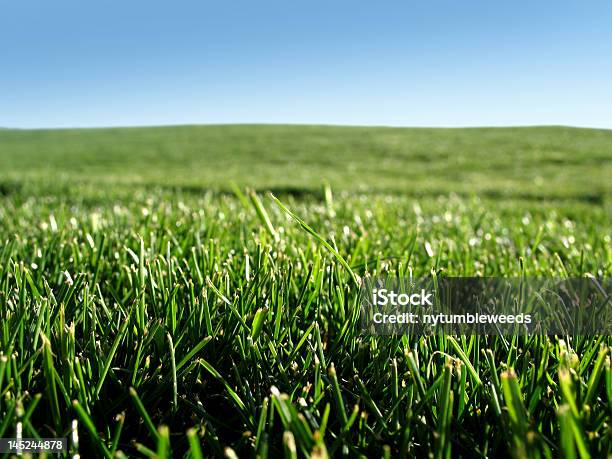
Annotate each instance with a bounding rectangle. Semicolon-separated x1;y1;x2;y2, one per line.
2;122;611;132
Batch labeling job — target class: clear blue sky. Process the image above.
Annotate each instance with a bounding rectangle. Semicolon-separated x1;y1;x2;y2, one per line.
2;0;611;128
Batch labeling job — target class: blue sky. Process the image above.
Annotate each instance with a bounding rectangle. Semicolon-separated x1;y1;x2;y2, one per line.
2;0;611;128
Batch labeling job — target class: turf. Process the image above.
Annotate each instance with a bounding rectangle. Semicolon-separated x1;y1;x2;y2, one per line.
0;125;610;458
1;124;611;201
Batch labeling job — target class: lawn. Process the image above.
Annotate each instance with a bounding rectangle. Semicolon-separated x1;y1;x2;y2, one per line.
0;125;610;457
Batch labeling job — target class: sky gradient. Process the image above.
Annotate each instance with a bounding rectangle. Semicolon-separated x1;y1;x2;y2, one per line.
2;0;612;128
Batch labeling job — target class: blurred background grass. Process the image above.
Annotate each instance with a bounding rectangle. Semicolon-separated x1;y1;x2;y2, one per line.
1;125;610;204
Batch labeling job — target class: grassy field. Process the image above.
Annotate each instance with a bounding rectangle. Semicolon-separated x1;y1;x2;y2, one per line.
0;125;610;457
1;124;611;201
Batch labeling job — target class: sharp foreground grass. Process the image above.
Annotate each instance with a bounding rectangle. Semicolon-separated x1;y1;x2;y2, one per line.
0;125;610;457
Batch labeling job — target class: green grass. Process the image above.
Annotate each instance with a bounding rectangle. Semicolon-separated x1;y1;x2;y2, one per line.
1;124;611;201
0;124;610;457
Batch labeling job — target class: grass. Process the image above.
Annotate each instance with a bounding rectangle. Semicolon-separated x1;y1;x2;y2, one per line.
0;124;610;457
1;124;611;201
